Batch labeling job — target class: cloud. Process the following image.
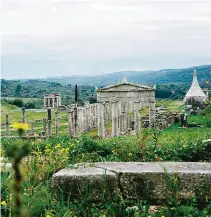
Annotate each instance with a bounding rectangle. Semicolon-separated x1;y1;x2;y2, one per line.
1;0;211;78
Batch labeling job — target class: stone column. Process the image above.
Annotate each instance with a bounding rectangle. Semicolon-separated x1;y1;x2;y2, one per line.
122;102;127;132
59;96;61;106
22;107;26;123
58;96;60;107
55;112;59;136
52;98;55;108
77;108;81;133
54;96;58;107
112;101;118;137
92;105;95;128
82;108;85;132
140;101;142;110
44;96;46;108
68;111;74;136
84;105;88;131
47;108;52;136
6;114;9;136
43;118;47;136
92;105;95;129
127;113;132;131
98;102;105;138
74;106;78;137
149;101;156;128
88;105;91;130
119;101;123;133
117;101;122;134
94;104;98;128
80;108;84;133
134;101;141;133
128;101;132;112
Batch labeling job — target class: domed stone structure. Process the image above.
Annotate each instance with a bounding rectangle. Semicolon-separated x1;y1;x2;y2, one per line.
184;70;208;110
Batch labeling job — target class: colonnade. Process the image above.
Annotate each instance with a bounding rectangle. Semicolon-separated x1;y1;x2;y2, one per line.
67;101;156;137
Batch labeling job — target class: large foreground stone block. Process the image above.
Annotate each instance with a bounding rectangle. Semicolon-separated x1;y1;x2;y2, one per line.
52;166;121;202
53;162;211;203
95;162;211;203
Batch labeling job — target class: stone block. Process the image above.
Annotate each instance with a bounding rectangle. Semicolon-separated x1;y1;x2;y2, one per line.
53;162;211;204
95;162;211;203
52;165;121;202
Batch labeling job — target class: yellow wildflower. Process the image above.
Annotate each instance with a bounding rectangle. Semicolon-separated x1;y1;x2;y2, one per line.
61;148;66;153
65;148;70;152
46;215;51;217
55;144;61;148
31;141;35;145
45;148;51;153
12;123;29;131
1;201;6;206
37;138;41;143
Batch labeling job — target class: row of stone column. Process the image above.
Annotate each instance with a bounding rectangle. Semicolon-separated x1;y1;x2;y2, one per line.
67;103;112;137
44;96;61;108
4;101;155;137
97;100;156;137
68;104;98;136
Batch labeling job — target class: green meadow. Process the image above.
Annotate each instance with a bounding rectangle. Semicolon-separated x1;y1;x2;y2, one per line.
1;99;211;217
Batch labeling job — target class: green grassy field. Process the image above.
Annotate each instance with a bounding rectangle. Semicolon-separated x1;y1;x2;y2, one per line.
156;99;184;111
1;99;211;217
1;99;210;137
1;102;69;136
2;97;39;103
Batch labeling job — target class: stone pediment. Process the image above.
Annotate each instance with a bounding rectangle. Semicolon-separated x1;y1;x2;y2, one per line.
98;83;153;92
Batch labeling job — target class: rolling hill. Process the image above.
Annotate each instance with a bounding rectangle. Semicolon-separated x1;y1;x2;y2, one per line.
1;65;211;101
39;65;211;86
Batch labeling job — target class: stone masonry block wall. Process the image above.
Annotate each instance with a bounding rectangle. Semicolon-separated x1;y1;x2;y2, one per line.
53;162;211;204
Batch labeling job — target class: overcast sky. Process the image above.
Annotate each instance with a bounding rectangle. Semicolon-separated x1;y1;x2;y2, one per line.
1;0;211;79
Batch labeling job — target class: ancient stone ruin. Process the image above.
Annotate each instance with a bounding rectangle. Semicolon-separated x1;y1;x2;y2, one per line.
97;76;155;105
53;162;211;204
44;93;61;108
4;77;181;138
95;77;156;136
184;70;208;111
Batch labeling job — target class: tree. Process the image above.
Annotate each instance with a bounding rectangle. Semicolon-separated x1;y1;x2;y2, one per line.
12;99;24;107
15;84;22;96
89;97;97;104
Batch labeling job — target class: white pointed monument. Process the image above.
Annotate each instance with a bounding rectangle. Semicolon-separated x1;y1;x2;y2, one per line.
121;76;128;84
184;70;207;110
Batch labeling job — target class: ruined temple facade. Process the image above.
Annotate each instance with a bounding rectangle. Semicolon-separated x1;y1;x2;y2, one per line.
184;70;208;110
96;77;155;105
44;93;61;108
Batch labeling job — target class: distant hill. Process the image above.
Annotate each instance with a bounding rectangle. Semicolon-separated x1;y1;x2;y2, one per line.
39;65;211;86
1;79;95;104
1;65;211;101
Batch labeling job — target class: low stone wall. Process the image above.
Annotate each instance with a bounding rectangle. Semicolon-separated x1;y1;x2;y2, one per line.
142;110;180;130
53;162;211;204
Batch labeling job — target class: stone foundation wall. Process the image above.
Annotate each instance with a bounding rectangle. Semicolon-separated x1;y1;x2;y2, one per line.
142;109;180;130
